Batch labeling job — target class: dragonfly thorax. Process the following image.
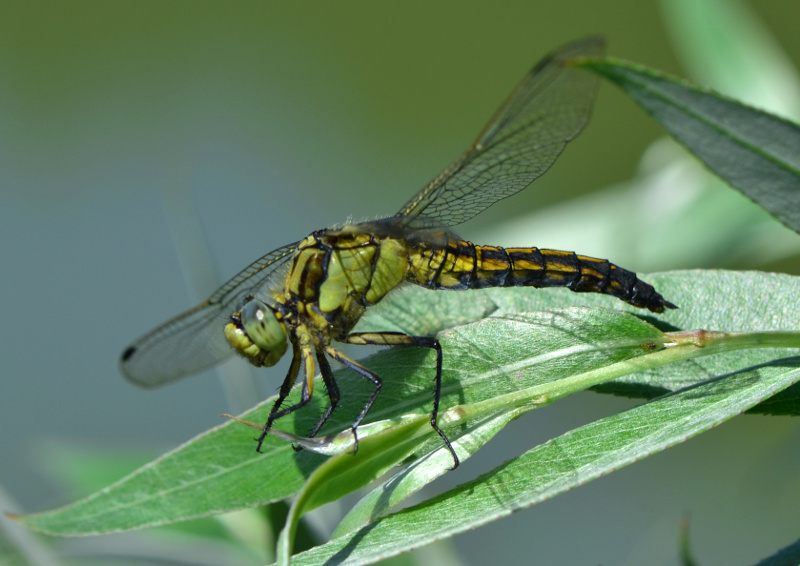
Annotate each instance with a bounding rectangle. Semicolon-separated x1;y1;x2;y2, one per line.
224;298;288;367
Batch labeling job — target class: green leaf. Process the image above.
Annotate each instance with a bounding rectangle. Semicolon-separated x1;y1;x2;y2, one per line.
15;270;800;565
13;418;322;535
275;414;431;566
332;409;521;538
368;271;800;415
679;516;699;566
284;342;800;565
662;0;800;119
582;57;800;233
16;296;667;536
748;537;800;566
599;271;800;416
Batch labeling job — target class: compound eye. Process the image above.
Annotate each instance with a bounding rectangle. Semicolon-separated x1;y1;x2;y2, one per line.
241;299;288;362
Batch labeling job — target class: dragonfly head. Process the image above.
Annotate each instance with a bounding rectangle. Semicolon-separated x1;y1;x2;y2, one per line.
225;298;288;367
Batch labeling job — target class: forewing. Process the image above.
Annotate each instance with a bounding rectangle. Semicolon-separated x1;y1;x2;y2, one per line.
396;36;604;227
119;242;299;387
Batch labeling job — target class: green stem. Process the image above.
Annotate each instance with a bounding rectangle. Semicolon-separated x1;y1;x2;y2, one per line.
442;329;800;427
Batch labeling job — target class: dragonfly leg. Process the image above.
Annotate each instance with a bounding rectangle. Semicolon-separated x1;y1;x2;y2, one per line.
343;332;459;470
256;342;314;452
323;345;380;455
304;347;341;440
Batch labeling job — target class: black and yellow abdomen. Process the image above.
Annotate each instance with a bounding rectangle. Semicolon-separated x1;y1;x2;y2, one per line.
407;234;674;313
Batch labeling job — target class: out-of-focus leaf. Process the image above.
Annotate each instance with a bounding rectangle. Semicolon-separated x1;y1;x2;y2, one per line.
749;537;800;566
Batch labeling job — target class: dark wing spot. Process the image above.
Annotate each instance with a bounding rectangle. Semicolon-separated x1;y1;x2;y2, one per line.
121;346;137;362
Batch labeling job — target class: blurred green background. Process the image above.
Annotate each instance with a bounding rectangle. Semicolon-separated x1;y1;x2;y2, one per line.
2;1;800;564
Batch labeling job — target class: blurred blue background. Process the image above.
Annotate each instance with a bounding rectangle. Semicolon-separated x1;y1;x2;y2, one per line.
2;1;800;564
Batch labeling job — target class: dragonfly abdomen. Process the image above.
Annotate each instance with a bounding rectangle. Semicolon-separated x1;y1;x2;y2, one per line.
409;241;675;313
502;247;674;313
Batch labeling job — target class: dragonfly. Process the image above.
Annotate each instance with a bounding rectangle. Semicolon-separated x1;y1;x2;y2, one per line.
120;37;675;469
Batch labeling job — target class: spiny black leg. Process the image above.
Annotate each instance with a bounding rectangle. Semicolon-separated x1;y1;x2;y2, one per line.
306;348;341;440
344;332;459;469
256;347;304;452
410;336;458;470
324;346;381;456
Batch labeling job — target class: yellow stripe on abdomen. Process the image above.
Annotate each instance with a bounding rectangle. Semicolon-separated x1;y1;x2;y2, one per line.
408;240;673;313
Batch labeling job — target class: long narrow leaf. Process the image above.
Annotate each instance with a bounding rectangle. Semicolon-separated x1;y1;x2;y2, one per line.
364;270;800;414
581;58;800;233
17;296;669;535
285;354;800;565
16;270;800;540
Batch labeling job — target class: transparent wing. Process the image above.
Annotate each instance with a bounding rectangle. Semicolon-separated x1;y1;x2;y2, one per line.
119;242;299;387
120;37;603;387
396;36;604;226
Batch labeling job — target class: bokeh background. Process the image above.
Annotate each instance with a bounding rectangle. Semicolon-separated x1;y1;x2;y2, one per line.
2;1;800;564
